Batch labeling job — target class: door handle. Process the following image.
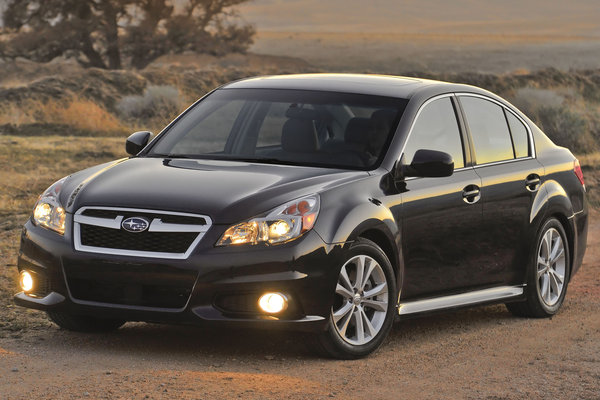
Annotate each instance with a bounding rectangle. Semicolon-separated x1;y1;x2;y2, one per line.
525;174;541;192
462;184;481;204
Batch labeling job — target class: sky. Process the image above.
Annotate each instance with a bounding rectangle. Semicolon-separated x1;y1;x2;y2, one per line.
2;1;598;37
238;0;600;36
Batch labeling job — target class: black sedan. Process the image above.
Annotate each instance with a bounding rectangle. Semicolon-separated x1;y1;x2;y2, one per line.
15;74;588;358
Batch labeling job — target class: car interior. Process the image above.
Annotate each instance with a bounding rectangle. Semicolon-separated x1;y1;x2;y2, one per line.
260;104;398;168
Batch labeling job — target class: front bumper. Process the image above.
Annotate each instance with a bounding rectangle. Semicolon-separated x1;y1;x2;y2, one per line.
15;220;345;332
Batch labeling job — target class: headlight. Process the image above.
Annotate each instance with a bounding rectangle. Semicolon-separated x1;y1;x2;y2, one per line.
217;194;320;246
32;177;68;235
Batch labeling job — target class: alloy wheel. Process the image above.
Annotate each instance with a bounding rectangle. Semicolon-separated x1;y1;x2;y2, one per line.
536;227;566;306
332;255;389;345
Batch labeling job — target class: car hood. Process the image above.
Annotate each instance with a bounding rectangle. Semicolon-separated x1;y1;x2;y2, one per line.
61;157;368;224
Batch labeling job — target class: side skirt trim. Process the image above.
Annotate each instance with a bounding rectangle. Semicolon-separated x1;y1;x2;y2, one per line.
398;285;524;315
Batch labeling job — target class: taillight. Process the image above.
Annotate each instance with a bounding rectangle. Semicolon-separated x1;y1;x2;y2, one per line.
574;159;585;188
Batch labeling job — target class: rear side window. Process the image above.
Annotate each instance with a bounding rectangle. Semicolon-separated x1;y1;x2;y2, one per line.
506;111;530;158
460;96;514;164
403;97;465;169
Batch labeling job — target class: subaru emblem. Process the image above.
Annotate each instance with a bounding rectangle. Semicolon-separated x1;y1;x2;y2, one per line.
121;217;149;233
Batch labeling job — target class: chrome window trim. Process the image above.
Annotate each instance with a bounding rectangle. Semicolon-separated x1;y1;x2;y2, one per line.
454;92;537;161
399;92;538;173
398;285;524;315
73;206;212;260
472;156;535;169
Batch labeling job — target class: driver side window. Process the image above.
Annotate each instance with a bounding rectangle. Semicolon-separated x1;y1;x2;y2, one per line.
403;97;465;169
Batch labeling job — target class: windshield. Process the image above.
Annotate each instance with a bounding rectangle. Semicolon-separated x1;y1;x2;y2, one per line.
148;88;408;170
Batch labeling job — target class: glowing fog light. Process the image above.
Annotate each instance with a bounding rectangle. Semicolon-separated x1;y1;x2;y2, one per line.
258;292;288;314
19;271;34;292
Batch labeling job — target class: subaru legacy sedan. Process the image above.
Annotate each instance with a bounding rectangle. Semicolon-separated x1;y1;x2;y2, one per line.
16;74;588;358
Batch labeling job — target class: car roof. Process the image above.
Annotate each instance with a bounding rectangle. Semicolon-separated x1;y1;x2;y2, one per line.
221;73;481;99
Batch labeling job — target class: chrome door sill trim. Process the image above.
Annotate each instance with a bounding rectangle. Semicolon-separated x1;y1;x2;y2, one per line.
398;285;524;315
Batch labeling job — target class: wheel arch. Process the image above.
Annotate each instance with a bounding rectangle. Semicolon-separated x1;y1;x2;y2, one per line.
534;179;576;280
549;212;575;281
345;220;403;303
357;228;399;274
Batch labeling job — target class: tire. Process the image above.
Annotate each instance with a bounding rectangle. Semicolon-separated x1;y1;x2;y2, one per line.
506;218;570;318
47;311;125;332
313;238;397;359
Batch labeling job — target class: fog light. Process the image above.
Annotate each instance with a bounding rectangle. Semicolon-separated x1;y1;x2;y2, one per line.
19;271;34;292
258;292;288;314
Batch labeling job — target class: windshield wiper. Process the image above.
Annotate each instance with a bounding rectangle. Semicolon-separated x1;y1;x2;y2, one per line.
223;157;297;165
151;153;298;165
150;153;198;159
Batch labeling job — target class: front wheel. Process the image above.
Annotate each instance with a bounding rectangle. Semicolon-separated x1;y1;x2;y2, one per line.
314;238;396;359
506;218;570;318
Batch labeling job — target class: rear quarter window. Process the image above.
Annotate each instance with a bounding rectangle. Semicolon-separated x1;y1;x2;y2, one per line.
460;96;514;165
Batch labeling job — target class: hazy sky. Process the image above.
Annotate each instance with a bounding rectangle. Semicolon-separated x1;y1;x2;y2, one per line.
1;1;598;37
238;0;600;36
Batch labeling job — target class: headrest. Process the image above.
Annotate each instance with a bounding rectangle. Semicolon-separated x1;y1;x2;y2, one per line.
345;117;373;146
285;107;320;120
371;109;397;127
281;118;318;153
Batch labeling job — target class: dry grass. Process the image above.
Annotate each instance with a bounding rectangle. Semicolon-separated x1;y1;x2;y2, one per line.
0;103;37;126
578;152;600;167
0;77;31;89
0;97;126;134
43;99;126;133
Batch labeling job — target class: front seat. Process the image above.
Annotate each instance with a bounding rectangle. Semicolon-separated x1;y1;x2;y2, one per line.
342;117;374;165
281;118;319;153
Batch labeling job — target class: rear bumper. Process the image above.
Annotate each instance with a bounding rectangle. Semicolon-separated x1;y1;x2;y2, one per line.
15;220;344;333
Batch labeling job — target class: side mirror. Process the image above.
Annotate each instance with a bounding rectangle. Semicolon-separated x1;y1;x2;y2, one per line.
126;131;152;156
397;149;454;179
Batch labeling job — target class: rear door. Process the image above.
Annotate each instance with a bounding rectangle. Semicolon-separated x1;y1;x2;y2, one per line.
457;94;544;286
400;95;483;299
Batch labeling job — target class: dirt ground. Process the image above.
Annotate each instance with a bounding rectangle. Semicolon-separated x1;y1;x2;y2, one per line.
0;209;597;400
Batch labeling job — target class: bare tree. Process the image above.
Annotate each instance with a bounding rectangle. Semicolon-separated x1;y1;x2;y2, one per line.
0;0;255;69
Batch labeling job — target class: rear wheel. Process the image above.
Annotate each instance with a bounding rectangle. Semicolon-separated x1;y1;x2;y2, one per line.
47;311;125;332
506;218;570;318
314;238;396;359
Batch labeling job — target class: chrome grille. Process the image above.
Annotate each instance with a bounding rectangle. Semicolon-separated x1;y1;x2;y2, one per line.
74;207;212;259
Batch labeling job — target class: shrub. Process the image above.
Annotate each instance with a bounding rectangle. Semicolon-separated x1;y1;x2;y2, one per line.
510;87;565;116
117;85;181;120
536;106;596;153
